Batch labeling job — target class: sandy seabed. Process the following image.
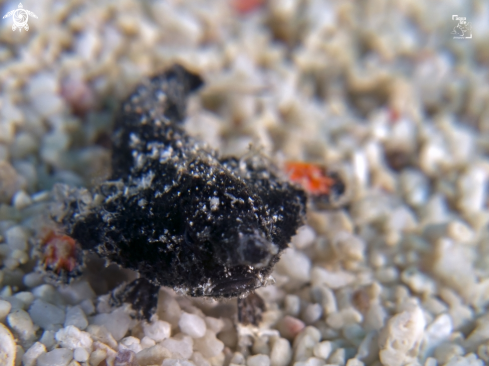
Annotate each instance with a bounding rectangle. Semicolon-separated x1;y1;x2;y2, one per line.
1;1;489;366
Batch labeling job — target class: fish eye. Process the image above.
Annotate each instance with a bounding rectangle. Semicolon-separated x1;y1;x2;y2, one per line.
237;232;276;268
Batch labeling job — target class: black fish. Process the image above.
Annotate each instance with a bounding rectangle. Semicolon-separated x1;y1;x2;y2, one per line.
53;65;307;320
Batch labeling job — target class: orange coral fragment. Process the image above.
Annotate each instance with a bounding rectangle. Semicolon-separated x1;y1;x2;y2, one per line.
39;229;78;273
284;161;337;196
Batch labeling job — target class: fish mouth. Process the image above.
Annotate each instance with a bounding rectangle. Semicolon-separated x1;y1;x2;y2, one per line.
207;276;259;297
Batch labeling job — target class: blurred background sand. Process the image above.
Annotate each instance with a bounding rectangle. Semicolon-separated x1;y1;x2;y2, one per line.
0;1;489;365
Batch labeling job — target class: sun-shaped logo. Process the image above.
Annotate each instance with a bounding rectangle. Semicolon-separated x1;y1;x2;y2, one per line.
2;3;38;32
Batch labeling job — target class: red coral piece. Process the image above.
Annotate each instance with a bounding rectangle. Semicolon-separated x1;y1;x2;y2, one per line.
284;161;337;196
232;0;264;14
39;229;79;274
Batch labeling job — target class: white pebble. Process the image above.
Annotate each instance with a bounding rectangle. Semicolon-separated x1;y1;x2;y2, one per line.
378;304;426;366
421;194;450;225
276;249;311;282
57;281;96;305
14;292;34;308
31;284;58;302
90;349;107;366
5;226;28;251
424;314;453;354
0;323;16;366
4;296;24;311
401;267;436;294
344;324;366;345
291;226;316;249
193;330;224;358
29;191;50;204
230;352;245;365
86;324;118;349
346;359;364;366
73;347;90;363
465;317;489;351
79;299;95;316
301;357;324;366
446;220;475;244
247;354;271;366
284;294;301;316
90;307;131;340
432;239;475;303
331;231;366;262
293;326;321;362
311;266;355;289
457;166;487;214
119;336;142;354
10;133;38;160
375;267;399;283
301;303;322;324
0;299;12;322
36;348;73;366
157;291;182;329
32;94;64;118
161;335;193;359
252;336;269;355
0;286;12;297
310;286;337;315
29;299;65;330
179;312;206;338
191;351;211;366
143;320;171;342
27;72;58;97
12;190;32;210
326;308;363;329
64;306;88;330
140;336;156;349
0;161;25;202
355;330;378;363
162;359;196;366
6;309;37;345
434;343;464;364
23;272;44;288
424;357;437;366
14;291;34;309
55;325;93;349
328;348;345;365
423;296;448;316
386;207;417;233
270;338;291;366
204;317;224;334
76;30;101;61
419;138;447;176
39;330;56;349
22;342;46;366
313;341;332;360
399;169;430;206
352;149;369;187
135;344;171;365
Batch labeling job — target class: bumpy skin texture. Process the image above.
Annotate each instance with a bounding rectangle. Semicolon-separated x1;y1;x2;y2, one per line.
56;65;306;309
